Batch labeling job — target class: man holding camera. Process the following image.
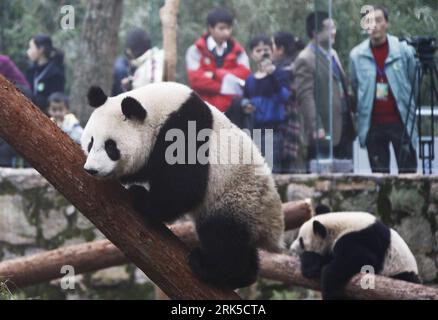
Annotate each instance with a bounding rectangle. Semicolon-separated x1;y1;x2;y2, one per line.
294;11;355;171
349;5;418;173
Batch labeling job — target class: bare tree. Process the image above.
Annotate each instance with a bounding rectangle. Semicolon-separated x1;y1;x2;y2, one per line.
69;0;123;125
160;0;180;81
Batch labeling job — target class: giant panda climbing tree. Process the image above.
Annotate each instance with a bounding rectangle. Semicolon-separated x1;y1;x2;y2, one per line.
1;0;438;300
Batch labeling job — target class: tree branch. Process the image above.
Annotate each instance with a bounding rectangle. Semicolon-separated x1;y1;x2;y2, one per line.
259;252;438;300
160;0;180;82
0;199;313;289
2;232;437;300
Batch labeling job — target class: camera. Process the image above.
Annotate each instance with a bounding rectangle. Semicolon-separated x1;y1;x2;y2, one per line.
400;36;437;62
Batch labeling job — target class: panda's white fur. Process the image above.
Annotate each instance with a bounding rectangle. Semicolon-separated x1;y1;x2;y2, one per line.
81;82;284;289
290;212;419;299
383;229;418;277
291;212;418;277
82;83;195;178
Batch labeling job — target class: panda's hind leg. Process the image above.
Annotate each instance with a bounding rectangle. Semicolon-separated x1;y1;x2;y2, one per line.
188;214;259;290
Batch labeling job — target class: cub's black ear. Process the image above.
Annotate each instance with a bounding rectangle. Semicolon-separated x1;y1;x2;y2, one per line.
121;97;147;121
88;86;107;108
313;220;327;239
315;204;332;216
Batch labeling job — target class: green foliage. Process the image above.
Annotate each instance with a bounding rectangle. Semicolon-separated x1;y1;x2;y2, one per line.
0;281;15;300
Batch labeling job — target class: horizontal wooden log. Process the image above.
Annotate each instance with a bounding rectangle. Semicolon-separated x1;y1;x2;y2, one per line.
259;252;438;300
2;222;438;299
0;199;312;289
0;74;238;300
2;239;437;300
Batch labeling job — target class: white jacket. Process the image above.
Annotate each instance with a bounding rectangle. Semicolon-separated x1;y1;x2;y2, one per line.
131;47;164;89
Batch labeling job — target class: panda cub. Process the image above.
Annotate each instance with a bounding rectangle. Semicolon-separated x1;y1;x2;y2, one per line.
81;82;284;289
290;212;420;299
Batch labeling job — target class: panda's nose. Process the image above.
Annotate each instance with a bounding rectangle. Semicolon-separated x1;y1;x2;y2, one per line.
85;168;98;176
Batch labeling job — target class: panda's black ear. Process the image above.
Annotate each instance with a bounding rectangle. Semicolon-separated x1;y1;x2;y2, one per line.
315;204;332;216
313;221;327;239
88;86;107;108
121;97;147;121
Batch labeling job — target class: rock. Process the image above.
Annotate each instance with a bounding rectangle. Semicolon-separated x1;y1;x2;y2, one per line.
335;180;377;192
430;183;438;202
0;195;37;244
94;229;106;241
427;203;438;218
40;209;68;240
76;214;94;230
416;255;437;283
0;168;47;191
134;268;151;285
63;237;86;247
50;274;84;291
394;216;434;254
286;184;314;202
90;266;131;287
315;180;331;193
24;247;45;257
389;187;424;216
283;229;299;248
435;231;438;248
1;248;20;261
337;191;377;213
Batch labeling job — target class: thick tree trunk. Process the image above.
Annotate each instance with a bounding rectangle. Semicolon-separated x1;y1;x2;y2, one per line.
0;75;238;300
160;0;180;82
69;0;123;125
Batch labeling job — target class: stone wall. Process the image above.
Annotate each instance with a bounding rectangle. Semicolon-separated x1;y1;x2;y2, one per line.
0;168;154;299
0;169;437;299
275;174;438;283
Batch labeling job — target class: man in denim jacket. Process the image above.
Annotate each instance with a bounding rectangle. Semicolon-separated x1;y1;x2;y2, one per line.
349;5;418;173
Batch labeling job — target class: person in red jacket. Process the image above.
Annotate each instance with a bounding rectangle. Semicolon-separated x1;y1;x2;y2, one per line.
186;8;251;113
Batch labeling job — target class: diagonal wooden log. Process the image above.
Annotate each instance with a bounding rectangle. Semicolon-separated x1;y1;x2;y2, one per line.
0;75;238;300
0;200;312;290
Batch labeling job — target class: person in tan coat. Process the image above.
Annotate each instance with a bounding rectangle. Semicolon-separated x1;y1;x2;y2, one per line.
294;11;355;169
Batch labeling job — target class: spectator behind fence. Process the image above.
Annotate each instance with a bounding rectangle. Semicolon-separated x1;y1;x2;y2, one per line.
48;92;83;144
294;11;355;171
272;32;305;173
186;8;250;113
242;35;290;174
111;55;131;96
26;34;65;114
0;54;33;167
116;28;164;94
0;54;31;91
349;5;418;174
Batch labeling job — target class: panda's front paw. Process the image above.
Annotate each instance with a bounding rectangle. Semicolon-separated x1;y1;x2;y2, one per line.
127;185;150;213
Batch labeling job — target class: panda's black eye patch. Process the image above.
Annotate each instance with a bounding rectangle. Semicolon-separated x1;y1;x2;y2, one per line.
105;139;121;161
87;137;94;153
299;237;305;250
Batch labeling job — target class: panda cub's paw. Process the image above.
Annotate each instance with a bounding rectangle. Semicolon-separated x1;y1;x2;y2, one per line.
127;185;151;214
